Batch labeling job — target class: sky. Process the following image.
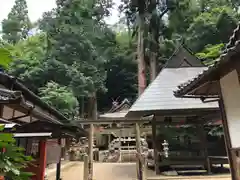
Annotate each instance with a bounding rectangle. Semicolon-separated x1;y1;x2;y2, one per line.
0;0;120;25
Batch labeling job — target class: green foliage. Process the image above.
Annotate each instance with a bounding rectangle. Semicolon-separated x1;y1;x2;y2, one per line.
5;0;239;118
0;48;12;69
41;0;111;96
6;0;137;113
7;33;48;91
2;0;32;44
168;0;199;36
0;126;33;179
39;82;79;118
196;43;224;65
187;5;238;52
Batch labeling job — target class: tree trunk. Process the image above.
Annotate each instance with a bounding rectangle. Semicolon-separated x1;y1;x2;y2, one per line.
150;51;157;81
137;15;146;95
136;13;146;180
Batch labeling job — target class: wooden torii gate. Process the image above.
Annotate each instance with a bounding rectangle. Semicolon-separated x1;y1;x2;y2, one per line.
74;113;153;180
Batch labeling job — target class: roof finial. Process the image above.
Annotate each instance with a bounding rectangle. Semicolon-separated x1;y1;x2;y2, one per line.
111;96;120;108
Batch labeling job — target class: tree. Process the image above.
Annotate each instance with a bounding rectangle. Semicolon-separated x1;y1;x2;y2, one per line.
40;0;117;115
2;0;32;44
98;31;138;110
0;46;32;180
168;0;198;37
39;82;79;118
187;5;238;52
7;33;48;91
0;48;12;70
196;43;224;65
0;126;33;180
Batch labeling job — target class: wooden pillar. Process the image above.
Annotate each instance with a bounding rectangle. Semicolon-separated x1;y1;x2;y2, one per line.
87;92;97;180
198;122;211;174
56;138;62;180
83;154;89;180
151;116;159;174
218;98;236;180
119;128;122;162
39;140;47;180
88;124;94;180
135;123;142;180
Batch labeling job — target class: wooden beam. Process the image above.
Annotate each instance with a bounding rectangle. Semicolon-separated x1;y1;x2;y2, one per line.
75;119;150;124
87;93;97;180
198;122;211;174
83;154;89;180
56;138;62;180
218;97;236;180
39;140;47;180
151;116;159;174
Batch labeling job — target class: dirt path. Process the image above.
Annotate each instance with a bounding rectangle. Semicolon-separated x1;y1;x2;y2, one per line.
48;162;144;180
48;162;231;180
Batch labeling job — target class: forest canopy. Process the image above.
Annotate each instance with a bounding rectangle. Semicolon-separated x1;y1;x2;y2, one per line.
0;0;239;119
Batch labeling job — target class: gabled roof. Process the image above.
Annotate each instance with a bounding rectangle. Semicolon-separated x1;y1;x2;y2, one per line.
0;72;69;123
125;42;219;118
164;41;204;68
126;67;218;118
100;98;131;119
108;98;131;113
174;23;240;97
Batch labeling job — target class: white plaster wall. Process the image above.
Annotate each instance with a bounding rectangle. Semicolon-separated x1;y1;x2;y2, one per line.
220;70;240;148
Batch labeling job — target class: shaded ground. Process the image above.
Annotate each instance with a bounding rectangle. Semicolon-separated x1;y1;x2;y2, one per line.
48;162;231;180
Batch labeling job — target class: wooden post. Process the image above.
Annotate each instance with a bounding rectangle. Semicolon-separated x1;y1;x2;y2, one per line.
88;124;94;180
87;92;97;180
39;140;47;180
198;122;211;174
56;138;62;180
84;154;89;180
151;116;159;174
218;98;236;180
119;128;122;162
135;123;145;180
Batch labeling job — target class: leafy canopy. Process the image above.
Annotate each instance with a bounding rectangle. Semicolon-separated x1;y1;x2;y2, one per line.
2;0;32;44
39;82;79;118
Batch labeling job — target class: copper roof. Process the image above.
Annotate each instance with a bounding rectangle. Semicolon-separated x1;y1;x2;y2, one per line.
126;67;218;118
174;22;240;97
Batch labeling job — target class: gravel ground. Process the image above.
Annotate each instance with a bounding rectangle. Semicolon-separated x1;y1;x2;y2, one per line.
48;162;231;180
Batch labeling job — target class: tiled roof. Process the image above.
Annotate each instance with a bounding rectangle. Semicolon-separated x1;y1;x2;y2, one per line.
174;22;240;97
0;88;22;102
0;72;70;123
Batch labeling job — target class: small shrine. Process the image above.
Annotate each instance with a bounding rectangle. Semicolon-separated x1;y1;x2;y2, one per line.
174;23;240;180
0;72;86;180
125;41;227;174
